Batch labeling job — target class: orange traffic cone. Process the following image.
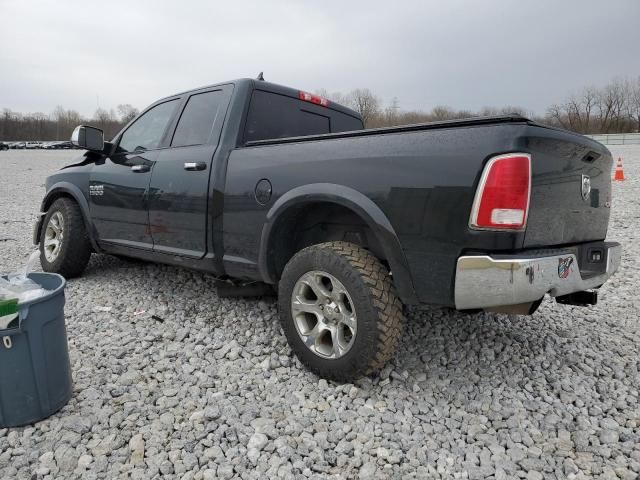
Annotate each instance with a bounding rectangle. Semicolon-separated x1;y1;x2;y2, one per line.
613;157;625;181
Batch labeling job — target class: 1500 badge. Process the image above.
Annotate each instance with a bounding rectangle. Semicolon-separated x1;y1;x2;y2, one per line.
89;184;104;196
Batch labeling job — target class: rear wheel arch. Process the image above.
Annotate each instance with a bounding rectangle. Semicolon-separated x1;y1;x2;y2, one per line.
259;184;418;304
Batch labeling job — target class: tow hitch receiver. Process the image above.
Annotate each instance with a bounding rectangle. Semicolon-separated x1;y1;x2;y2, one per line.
556;290;598;307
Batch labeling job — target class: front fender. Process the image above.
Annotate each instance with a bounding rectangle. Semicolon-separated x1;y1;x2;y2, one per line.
258;183;418;304
35;182;101;252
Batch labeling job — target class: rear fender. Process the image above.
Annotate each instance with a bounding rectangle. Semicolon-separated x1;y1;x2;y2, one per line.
259;183;418;304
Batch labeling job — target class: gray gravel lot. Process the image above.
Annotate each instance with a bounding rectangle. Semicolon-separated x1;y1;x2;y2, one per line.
0;147;639;480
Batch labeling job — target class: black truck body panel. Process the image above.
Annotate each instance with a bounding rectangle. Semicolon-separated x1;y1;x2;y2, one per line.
224;121;612;305
38;78;614;307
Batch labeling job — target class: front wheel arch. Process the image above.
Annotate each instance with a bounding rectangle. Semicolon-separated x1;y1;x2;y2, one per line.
39;197;92;278
38;184;101;253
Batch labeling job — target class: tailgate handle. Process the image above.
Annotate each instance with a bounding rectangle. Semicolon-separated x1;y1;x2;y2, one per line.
184;162;207;171
581;151;600;163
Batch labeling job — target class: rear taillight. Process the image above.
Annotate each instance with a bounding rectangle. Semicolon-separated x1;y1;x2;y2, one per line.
299;91;329;107
469;153;531;230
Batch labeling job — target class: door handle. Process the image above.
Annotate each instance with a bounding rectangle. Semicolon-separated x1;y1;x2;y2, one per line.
131;165;150;173
184;162;207;171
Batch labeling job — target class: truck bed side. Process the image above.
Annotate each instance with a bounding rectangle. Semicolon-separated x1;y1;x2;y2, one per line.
222;118;611;307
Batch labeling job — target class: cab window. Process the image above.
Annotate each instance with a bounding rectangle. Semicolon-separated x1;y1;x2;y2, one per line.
118;99;178;153
244;91;331;142
171;90;223;147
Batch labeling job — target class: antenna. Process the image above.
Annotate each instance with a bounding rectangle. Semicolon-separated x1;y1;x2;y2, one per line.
256;72;265;81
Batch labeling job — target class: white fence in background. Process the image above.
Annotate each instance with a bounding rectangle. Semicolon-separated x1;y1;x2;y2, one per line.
585;133;640;145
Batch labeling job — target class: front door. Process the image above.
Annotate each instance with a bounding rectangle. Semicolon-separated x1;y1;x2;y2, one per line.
148;87;231;258
90;98;180;249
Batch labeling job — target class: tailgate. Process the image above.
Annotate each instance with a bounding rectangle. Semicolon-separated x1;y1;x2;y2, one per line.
523;126;612;247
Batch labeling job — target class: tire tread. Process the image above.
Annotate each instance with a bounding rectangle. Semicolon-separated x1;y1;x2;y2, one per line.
322;241;403;374
279;241;404;381
40;197;91;278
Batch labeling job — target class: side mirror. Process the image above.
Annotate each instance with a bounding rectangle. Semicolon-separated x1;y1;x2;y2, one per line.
71;125;104;151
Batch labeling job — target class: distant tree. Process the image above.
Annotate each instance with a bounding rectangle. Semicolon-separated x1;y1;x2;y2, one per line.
431;105;455;121
52;106;66;123
479;106;499;117
597;78;627;133
498;105;529;117
546;103;569;130
314;89;350;109
549;87;598;133
0;109;15;139
117;104;139;124
627;76;640;132
50;106;83;140
93;108;114;123
346;88;381;127
88;108;121;139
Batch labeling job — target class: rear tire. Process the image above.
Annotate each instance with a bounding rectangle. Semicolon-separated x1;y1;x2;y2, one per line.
278;241;404;382
40;198;91;278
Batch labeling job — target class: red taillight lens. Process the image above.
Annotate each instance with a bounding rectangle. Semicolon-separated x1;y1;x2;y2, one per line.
470;153;531;230
298;90;329;107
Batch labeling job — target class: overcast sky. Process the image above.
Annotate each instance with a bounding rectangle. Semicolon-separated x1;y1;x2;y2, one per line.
1;0;638;117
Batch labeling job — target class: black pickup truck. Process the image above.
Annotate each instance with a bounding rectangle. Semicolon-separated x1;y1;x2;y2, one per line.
34;78;621;380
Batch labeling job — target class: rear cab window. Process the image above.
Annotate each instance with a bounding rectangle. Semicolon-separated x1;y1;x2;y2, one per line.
244;89;363;143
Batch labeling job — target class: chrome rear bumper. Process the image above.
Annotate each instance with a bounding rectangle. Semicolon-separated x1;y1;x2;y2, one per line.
454;242;622;310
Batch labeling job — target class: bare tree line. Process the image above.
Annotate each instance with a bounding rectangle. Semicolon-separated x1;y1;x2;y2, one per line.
546;77;640;133
0;104;139;141
320;86;531;129
2;76;639;141
318;76;640;133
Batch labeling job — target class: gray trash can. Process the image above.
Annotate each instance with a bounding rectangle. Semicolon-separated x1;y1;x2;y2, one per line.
0;273;72;428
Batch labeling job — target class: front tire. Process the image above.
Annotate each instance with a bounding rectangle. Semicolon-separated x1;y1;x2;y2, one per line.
40;198;91;278
278;241;404;382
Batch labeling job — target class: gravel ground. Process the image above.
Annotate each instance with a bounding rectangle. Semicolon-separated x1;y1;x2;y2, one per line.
0;147;638;480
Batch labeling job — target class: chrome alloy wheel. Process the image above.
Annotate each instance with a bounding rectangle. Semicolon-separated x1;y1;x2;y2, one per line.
44;211;64;262
291;270;357;359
